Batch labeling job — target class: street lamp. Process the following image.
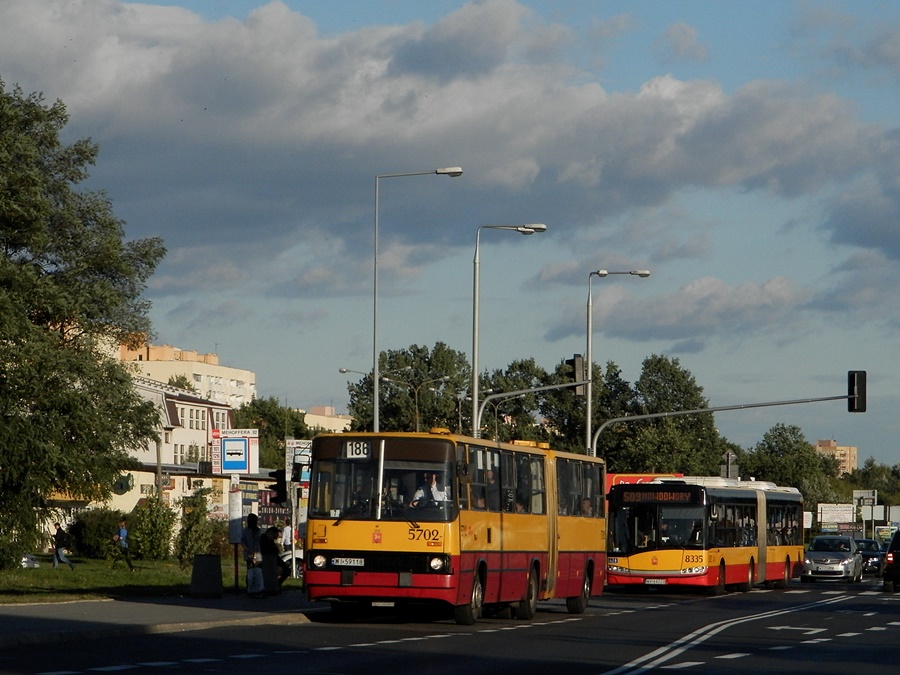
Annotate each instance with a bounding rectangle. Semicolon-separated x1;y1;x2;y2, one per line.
488;393;525;440
374;167;463;433
472;224;547;437
586;268;650;454
381;375;451;432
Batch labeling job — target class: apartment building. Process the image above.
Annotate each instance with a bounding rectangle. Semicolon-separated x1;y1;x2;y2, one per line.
119;343;256;408
814;439;858;476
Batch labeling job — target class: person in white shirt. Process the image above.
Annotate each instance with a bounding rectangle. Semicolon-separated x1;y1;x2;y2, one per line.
410;472;449;507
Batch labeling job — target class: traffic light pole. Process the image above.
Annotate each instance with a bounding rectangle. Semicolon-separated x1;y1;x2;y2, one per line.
590;394;849;457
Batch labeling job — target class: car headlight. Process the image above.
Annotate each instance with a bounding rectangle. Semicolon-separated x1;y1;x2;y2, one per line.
312;554;327;569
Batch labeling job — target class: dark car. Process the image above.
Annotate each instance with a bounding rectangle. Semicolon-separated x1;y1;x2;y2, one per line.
855;538;885;575
883;531;900;592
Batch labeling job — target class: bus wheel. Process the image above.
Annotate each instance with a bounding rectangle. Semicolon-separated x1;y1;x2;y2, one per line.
566;568;592;614
738;560;754;592
454;572;484;626
709;561;726;596
513;567;539;620
774;557;790;589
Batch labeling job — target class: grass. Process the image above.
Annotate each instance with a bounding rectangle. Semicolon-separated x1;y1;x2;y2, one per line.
0;552;298;605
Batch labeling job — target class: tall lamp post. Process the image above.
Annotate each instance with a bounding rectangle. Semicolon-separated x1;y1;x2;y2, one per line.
586;269;650;455
381;375;450;432
472;224;547;437
373;167;462;432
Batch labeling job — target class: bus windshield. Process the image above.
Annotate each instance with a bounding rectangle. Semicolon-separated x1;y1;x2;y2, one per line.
611;503;705;554
308;436;457;523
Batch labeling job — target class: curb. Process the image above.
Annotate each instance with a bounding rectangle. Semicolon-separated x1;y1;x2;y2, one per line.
0;610;312;649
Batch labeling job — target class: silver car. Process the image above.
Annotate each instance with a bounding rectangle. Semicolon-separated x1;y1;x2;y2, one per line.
801;535;863;583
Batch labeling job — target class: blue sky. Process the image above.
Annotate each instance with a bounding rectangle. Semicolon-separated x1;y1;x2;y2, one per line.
2;1;899;465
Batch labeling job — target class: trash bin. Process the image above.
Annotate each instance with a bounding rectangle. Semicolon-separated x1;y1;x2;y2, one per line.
190;554;223;598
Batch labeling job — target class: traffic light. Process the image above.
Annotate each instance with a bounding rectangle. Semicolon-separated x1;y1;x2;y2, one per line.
268;468;289;506
565;354;586;396
848;370;866;413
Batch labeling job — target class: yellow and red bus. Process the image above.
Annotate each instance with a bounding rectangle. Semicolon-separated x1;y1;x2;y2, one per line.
606;476;803;593
303;428;607;624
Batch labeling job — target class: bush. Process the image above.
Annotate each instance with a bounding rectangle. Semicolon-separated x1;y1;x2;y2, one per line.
71;509;124;559
208;519;233;556
174;489;214;568
131;495;176;560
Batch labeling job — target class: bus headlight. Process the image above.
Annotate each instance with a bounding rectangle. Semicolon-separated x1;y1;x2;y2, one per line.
311;554;327;569
429;556;449;572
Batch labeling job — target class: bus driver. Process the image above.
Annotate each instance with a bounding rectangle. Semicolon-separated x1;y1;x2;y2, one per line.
410;472;449;507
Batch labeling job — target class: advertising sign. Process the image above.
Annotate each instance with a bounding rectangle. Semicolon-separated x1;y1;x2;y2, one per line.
818;503;855;524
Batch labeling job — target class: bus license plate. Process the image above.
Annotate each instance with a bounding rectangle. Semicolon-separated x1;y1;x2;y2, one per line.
333;557;364;567
644;578;666;585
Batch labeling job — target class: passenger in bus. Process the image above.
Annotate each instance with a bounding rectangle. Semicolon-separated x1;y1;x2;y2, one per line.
410;472;449;507
579;497;594;517
515;497;527;513
485;469;501;510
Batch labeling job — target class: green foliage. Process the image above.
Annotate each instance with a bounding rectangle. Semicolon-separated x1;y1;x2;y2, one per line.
233;397;310;469
207;519;233;556
0;80;165;568
131;494;176;561
737;424;842;509
167;374;197;393
71;509;124;559
346;342;470;433
174;489;214;568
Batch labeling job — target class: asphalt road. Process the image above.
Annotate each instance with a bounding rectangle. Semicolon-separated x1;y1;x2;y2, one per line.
1;576;897;674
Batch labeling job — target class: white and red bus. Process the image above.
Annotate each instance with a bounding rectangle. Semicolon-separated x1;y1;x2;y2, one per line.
607;477;803;593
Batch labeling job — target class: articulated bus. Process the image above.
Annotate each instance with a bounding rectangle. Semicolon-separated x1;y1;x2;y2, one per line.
303;428;607;624
606;477;803;593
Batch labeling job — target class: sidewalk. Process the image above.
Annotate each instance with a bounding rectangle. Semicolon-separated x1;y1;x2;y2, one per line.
0;589;322;649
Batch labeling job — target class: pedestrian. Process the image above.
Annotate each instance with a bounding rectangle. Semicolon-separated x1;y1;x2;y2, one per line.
260;526;289;594
240;513;261;568
282;519;292;549
52;522;75;570
112;517;135;571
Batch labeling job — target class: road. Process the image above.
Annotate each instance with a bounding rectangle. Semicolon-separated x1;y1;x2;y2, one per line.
3;576;896;674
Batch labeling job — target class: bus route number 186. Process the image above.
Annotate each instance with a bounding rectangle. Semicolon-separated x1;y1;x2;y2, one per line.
342;440;371;459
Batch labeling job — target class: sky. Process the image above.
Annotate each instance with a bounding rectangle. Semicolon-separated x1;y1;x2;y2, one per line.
2;0;899;466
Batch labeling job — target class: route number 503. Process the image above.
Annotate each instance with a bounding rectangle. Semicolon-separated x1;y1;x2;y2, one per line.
408;528;440;541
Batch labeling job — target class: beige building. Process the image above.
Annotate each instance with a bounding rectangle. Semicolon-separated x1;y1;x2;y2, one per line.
120;343;256;408
814;439;858;476
300;406;352;433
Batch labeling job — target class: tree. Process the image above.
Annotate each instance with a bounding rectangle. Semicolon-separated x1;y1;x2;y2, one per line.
346;342;469;432
0;81;165;568
233;397;310;469
482;358;547;442
167;374;197;393
738;424;841;508
626;355;722;474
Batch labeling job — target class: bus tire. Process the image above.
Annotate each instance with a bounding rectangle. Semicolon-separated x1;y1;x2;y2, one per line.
512;566;539;620
738;560;754;592
454;571;484;626
774;557;790;589
709;560;726;596
566;566;592;614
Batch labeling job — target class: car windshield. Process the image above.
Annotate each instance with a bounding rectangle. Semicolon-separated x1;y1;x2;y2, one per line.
810;538;851;552
856;540;880;552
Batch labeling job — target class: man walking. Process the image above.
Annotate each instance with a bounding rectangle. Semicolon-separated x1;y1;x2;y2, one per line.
52;522;75;570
